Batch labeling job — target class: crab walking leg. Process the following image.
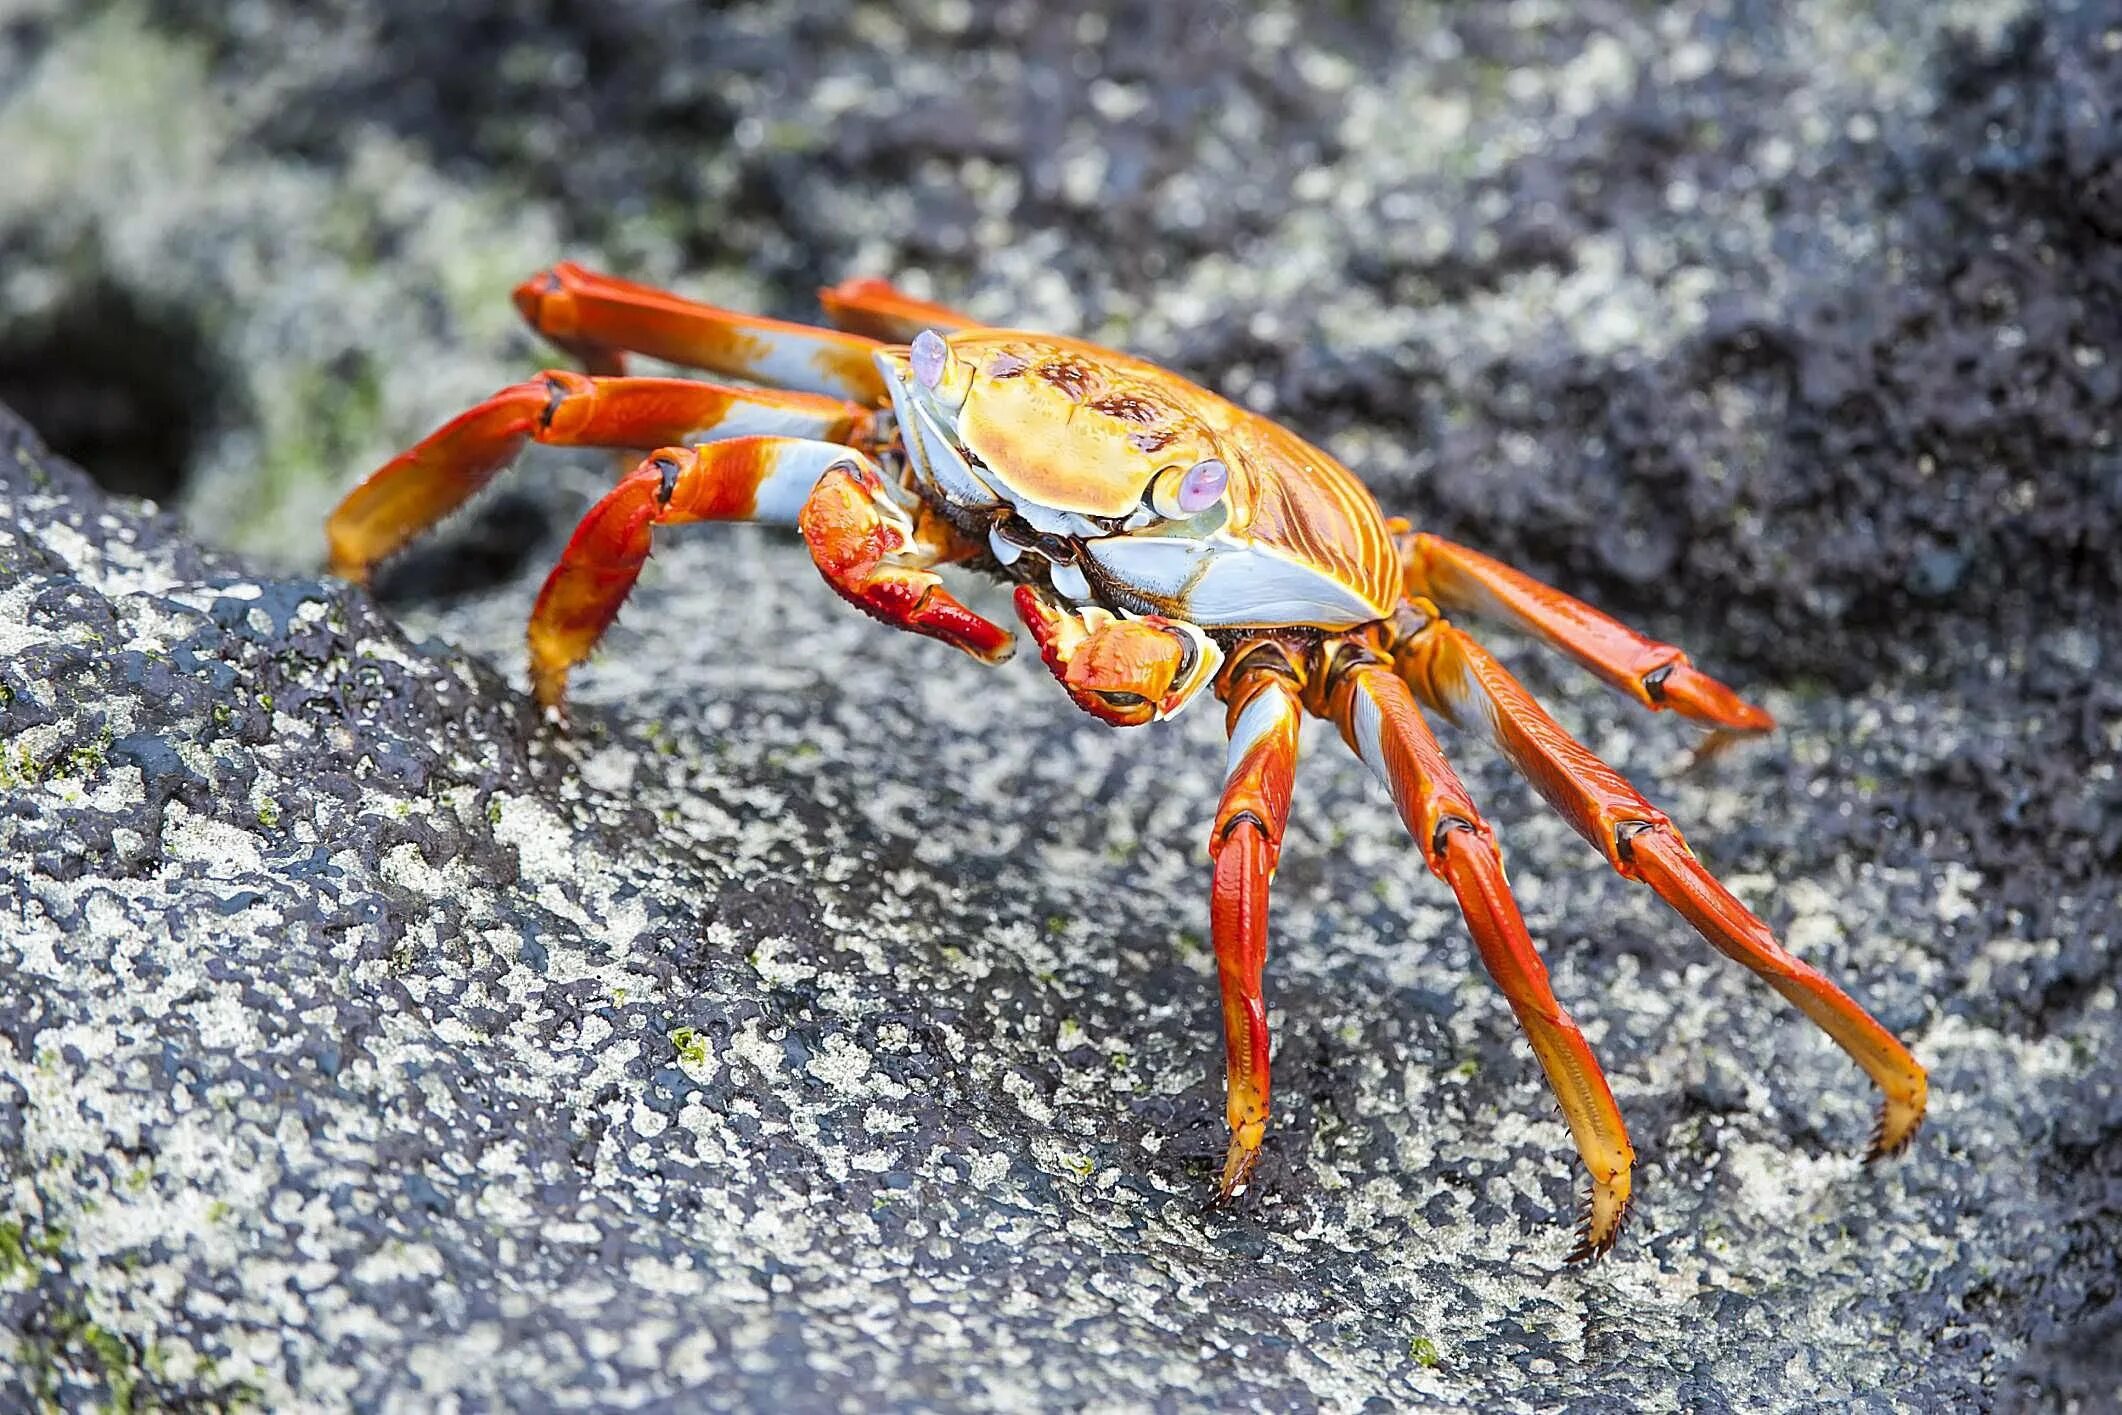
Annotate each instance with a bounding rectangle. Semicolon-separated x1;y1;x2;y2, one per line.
514;263;889;402
1012;587;1224;727
799;460;1016;668
818;277;981;342
1392;616;1928;1158
327;372;866;582
1208;663;1304;1198
1397;530;1773;734
1324;659;1637;1260
528;437;865;707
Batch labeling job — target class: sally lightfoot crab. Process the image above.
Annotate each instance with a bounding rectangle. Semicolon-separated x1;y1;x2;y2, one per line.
327;265;1928;1260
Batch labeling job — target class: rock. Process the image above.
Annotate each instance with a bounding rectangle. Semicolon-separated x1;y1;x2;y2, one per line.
1;397;2113;1409
2;0;2118;1408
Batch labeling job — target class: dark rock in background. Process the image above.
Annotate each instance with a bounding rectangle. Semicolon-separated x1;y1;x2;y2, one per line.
1;0;2117;1407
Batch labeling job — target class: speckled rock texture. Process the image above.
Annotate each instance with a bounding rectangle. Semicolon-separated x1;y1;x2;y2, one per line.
2;0;2118;1409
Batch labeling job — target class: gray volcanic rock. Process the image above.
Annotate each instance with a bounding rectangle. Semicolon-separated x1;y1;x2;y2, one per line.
2;0;2118;1409
1;410;2115;1408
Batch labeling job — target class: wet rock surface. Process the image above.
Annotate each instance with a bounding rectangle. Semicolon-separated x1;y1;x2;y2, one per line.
2;0;2118;1408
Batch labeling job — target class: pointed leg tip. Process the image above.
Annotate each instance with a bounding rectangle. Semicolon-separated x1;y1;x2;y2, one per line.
1724;697;1776;734
969;632;1017;667
325;538;373;587
1564;1174;1634;1265
1864;1065;1928;1162
529;668;571;720
1661;663;1777;737
1864;1092;1927;1162
1213;1129;1263;1207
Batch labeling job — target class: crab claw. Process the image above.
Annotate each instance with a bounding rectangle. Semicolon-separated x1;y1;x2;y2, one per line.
1013;586;1222;726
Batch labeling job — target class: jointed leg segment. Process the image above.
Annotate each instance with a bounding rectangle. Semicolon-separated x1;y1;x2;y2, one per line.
1207;653;1305;1199
332;267;1016;714
1390;610;1928;1158
1319;653;1637;1259
326;370;865;582
817;277;982;342
527;436;871;707
532;441;1012;709
1399;529;1774;734
514;262;892;401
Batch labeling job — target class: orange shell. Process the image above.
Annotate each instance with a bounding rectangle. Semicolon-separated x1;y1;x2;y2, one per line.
945;331;1400;615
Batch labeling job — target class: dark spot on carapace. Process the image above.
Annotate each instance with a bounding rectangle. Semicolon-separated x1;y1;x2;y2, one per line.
984;353;1031;378
1091;393;1163;425
1037;359;1095;400
1128;429;1176;454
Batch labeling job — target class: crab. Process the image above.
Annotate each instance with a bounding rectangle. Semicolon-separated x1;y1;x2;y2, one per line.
326;264;1928;1260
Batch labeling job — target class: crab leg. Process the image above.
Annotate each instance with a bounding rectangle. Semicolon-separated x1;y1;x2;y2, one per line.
327;371;865;582
528;437;900;707
818;277;981;342
1390;614;1928;1159
1207;659;1304;1199
1321;656;1636;1260
1398;531;1772;734
514;263;889;401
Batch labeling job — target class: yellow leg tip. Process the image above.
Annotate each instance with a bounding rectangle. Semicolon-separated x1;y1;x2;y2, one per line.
1565;1165;1634;1264
529;663;570;715
325;536;371;586
1866;1077;1929;1162
1217;1119;1266;1202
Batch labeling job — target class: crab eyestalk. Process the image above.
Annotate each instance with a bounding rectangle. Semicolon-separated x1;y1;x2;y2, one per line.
909;328;974;408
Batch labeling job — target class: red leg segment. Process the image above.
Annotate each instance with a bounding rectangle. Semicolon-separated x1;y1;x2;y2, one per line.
514;263;889;402
527;437;861;708
1322;656;1637;1260
1399;530;1773;734
326;371;864;582
1207;660;1304;1199
1391;613;1928;1159
818;277;981;341
799;461;1015;668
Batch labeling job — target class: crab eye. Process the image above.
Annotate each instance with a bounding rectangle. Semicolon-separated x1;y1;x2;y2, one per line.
1175;458;1228;513
1149;456;1230;520
910;329;948;389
